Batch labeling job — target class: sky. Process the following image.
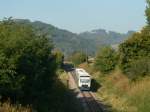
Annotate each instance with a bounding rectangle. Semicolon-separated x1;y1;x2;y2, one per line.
0;0;146;33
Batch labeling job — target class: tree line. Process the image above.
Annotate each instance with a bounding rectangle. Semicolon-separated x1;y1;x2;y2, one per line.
71;0;150;80
94;0;150;80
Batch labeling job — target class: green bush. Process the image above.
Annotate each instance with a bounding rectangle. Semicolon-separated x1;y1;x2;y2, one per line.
94;47;118;74
53;49;64;68
125;57;150;80
70;51;87;66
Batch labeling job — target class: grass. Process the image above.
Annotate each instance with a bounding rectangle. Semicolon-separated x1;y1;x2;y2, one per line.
0;101;32;112
4;64;148;112
127;77;150;112
56;70;84;112
95;69;150;112
78;63;150;112
57;70;69;86
0;69;83;112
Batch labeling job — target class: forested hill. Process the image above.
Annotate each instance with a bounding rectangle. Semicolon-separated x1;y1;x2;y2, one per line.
79;29;134;47
15;19;134;56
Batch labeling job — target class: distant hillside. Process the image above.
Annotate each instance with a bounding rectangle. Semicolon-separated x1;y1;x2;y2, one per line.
79;29;134;48
14;19;134;56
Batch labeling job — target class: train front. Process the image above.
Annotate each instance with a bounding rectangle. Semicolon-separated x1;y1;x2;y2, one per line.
79;75;91;90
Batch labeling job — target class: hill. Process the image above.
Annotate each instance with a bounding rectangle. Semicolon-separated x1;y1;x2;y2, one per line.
79;29;134;45
14;19;134;56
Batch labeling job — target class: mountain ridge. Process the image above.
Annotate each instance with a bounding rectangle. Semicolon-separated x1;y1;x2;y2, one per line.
14;19;134;56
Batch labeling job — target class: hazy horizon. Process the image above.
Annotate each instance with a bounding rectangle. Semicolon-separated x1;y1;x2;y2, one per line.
0;0;146;33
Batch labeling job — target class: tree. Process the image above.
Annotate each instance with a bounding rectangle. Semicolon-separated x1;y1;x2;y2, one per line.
70;51;87;66
53;49;64;68
0;18;57;110
118;0;150;80
145;0;150;25
119;28;150;80
94;47;118;74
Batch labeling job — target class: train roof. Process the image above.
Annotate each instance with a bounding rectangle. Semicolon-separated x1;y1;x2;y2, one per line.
75;68;90;77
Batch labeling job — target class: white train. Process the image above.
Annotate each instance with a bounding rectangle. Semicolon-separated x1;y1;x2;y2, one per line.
74;68;91;90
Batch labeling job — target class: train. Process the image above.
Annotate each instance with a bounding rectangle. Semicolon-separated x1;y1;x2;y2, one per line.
73;68;91;90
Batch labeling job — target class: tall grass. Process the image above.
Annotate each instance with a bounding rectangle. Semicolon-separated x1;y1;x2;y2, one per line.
0;101;32;112
78;62;150;112
95;69;150;112
127;77;150;112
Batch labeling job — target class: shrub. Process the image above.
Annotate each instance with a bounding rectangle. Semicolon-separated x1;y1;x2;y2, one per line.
53;49;64;68
94;47;118;74
70;51;87;66
126;57;150;80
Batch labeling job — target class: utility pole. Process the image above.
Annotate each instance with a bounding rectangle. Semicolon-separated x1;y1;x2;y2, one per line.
86;48;88;63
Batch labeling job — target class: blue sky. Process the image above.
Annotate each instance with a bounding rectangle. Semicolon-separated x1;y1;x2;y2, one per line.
0;0;146;33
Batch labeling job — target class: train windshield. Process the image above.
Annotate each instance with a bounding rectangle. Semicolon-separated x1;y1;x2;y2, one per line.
80;78;90;83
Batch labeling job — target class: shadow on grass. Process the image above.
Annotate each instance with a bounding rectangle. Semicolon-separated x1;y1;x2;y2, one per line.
70;88;113;112
42;79;84;112
63;63;74;72
91;79;102;92
0;77;83;112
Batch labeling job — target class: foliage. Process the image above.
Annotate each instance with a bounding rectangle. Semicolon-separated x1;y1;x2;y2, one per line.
145;0;150;25
53;49;64;68
126;57;150;79
0;101;32;112
95;69;150;112
94;47;118;74
119;0;150;80
0;18;57;111
119;27;150;80
69;51;87;66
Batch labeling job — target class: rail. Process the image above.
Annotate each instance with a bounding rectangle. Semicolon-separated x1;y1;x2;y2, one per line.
70;71;103;112
82;91;103;112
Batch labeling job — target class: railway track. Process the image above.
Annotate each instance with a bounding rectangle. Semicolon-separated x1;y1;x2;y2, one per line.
82;91;103;112
70;70;103;112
